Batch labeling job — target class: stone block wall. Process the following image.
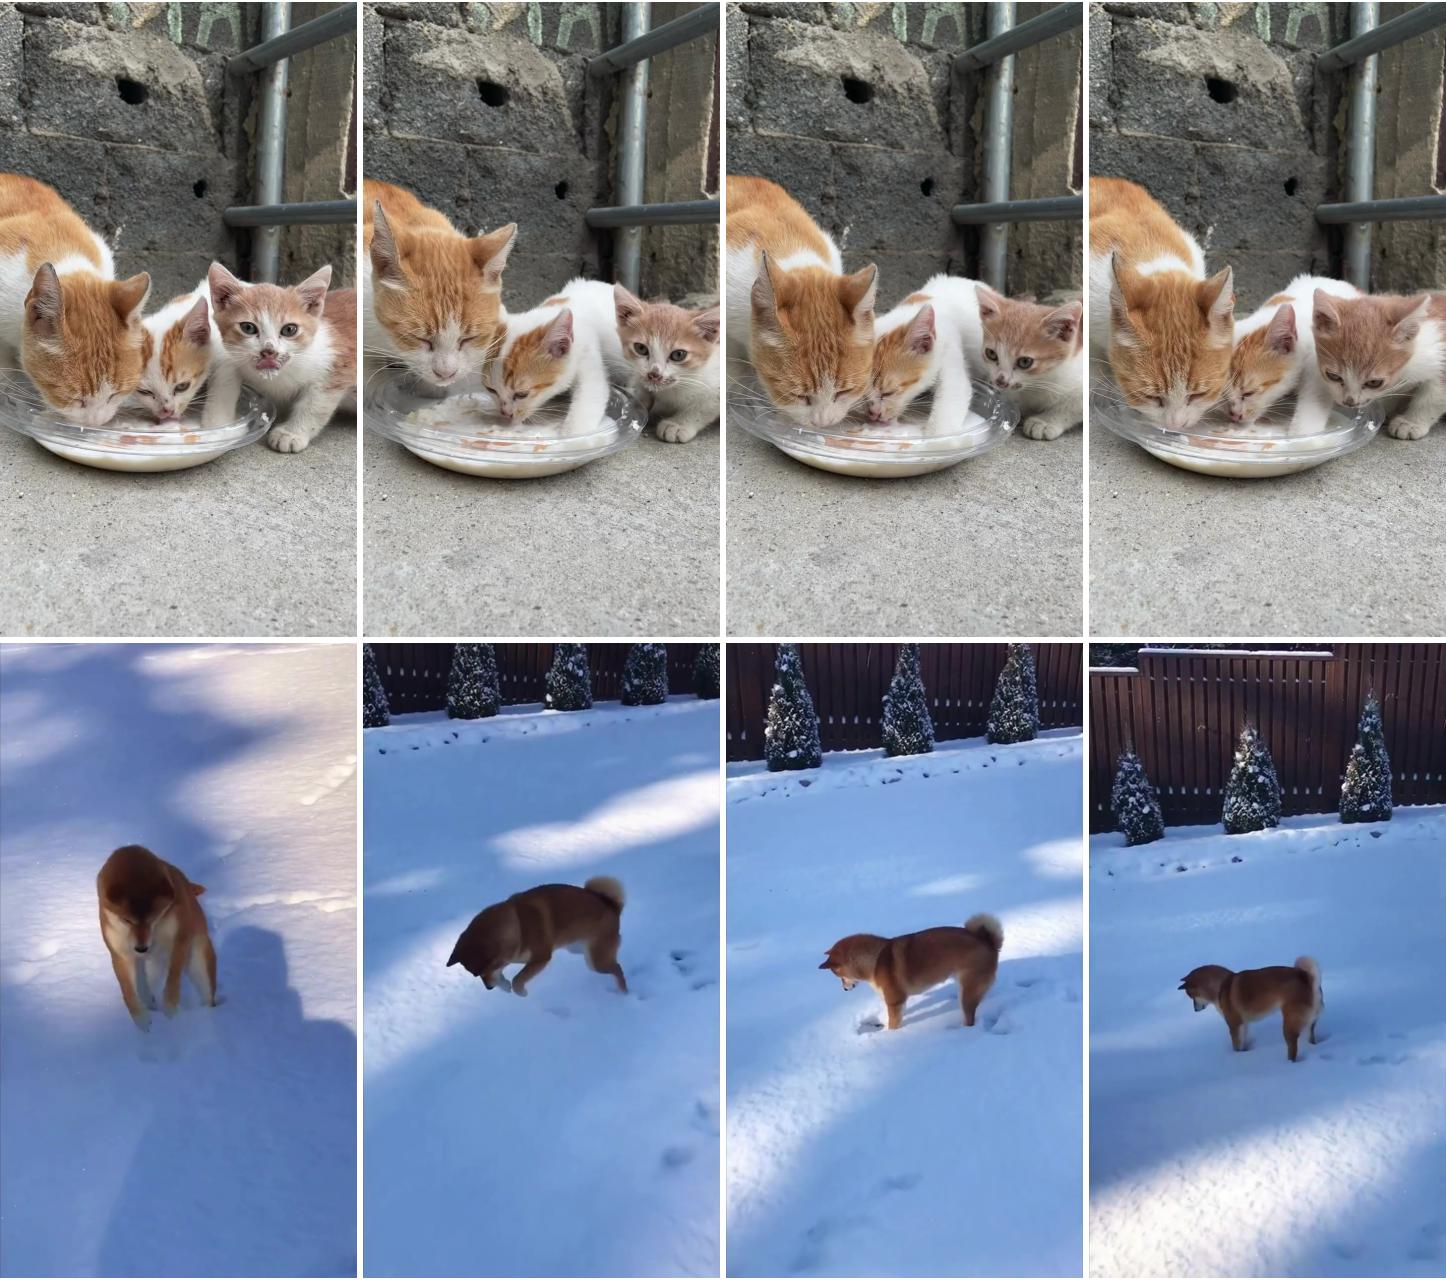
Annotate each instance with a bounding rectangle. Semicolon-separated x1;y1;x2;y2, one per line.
726;2;1083;309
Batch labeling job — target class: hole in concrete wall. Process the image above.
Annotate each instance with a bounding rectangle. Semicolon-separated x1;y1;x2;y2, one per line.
477;79;509;108
555;181;569;199
193;179;208;199
116;77;148;105
1205;77;1238;104
842;77;874;104
1283;176;1299;196
920;177;936;197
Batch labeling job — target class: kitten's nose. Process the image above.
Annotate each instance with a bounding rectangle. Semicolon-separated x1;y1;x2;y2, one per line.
1344;396;1359;408
433;359;459;382
1227;407;1245;423
646;368;664;384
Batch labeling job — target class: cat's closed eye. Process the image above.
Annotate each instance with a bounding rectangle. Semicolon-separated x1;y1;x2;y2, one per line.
1364;377;1384;389
1325;370;1343;383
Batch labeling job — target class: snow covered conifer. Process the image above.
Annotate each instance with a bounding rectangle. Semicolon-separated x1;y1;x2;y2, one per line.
621;643;668;706
986;643;1039;744
545;644;593;711
882;643;934;757
1340;691;1392;824
1111;749;1164;846
764;643;821;772
447;643;500;719
1221;723;1282;835
694;643;720;700
363;644;390;728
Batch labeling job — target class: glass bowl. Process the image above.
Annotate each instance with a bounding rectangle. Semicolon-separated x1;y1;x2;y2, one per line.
729;375;1017;478
0;375;273;472
364;371;646;479
1092;383;1385;478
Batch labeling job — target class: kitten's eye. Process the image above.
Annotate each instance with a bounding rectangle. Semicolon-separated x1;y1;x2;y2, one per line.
459;335;478;347
1015;356;1034;370
239;322;258;335
834;388;855;401
1325;370;1343;383
669;349;688;363
421;339;435;352
280;323;299;338
174;381;191;393
1364;378;1384;390
804;395;815;406
984;348;997;362
1151;396;1166;407
137;388;154;397
633;342;649;357
1187;391;1207;403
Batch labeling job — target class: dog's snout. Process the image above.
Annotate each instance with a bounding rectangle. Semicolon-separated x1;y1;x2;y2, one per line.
134;944;149;954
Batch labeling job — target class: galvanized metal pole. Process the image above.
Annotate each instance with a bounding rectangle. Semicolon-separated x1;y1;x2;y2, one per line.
614;2;652;293
978;2;1016;291
1343;1;1379;289
252;1;292;283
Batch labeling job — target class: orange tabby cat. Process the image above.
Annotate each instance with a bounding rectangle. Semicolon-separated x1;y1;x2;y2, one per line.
363;179;516;393
1089;177;1234;429
0;173;150;425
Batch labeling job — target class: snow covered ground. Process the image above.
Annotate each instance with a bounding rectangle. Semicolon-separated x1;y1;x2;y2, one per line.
363;696;720;1278
0;643;357;1278
1090;806;1446;1278
726;731;1084;1277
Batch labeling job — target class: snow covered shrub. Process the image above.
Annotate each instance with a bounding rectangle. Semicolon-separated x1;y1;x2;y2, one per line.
1111;750;1164;846
1221;724;1282;835
1340;691;1392;824
764;644;821;772
545;644;593;711
363;644;390;728
882;644;934;757
621;643;668;706
694;643;720;700
986;643;1039;744
447;644;500;720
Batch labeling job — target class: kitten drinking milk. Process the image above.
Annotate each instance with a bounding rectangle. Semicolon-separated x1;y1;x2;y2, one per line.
613;285;720;442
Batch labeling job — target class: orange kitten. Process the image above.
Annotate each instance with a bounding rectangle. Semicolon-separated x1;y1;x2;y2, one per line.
134;285;221;422
614;286;720;442
0;173;150;425
726;175;877;428
1089;177;1234;428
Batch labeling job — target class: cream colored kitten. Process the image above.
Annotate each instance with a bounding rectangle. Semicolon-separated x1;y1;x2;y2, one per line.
613;286;719;442
133;283;221;422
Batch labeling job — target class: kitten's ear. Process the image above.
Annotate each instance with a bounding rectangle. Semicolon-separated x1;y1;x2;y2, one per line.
751;253;783;341
691;303;721;345
181;296;211;347
111;273;151;325
208;263;246;313
1264;302;1297;355
614;283;644;329
295;265;332;316
369;203;407;288
1198;267;1234;334
1312;289;1341;335
1387;294;1430;344
840;263;878;327
543;307;574;358
975;285;1004;322
904;304;936;355
25;263;63;338
1043;299;1083;345
471;224;517;289
1108;254;1141;342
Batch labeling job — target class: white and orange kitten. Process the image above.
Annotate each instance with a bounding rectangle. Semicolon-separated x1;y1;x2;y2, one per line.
202;263;357;452
133;284;221;422
976;288;1083;438
613;286;720;442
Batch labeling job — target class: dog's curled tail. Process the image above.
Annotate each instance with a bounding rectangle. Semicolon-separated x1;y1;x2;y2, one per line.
1295;955;1322;1010
964;912;1004;953
585;875;626;914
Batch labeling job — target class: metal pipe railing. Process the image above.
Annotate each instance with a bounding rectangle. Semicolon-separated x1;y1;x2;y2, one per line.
1315;1;1446;70
613;2;652;292
224;200;358;227
250;1;292;282
1339;2;1380;288
952;195;1083;224
1316;194;1446;222
977;2;1017;290
586;200;719;228
953;2;1082;71
226;4;354;74
587;3;718;75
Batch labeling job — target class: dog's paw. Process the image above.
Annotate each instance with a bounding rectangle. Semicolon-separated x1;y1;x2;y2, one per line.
511;982;528;998
494;975;512;993
131;1009;152;1032
266;425;312;453
163;997;180;1019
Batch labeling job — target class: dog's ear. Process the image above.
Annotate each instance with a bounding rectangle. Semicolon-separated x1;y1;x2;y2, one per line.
446;944;460;967
818;958;832;970
1177;979;1188;990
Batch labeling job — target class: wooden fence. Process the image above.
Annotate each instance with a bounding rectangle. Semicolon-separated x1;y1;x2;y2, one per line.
726;643;1083;761
1089;644;1446;832
370;643;707;714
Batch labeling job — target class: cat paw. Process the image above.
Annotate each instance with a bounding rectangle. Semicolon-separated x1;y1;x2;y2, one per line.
1020;416;1071;441
267;425;312;453
1384;415;1433;441
656;418;704;444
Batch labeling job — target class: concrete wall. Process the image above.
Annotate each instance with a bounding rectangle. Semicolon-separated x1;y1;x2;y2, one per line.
725;1;1082;309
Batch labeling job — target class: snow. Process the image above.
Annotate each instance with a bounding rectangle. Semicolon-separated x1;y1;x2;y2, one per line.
1090;807;1446;1278
0;643;357;1278
726;731;1084;1277
363;696;720;1278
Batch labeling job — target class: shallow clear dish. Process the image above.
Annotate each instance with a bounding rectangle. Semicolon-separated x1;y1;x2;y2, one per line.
730;376;1017;478
0;375;273;472
1092;383;1384;478
365;371;646;479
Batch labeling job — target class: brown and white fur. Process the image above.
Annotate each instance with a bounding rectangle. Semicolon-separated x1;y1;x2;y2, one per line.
363;179;515;395
819;913;1003;1031
1089;177;1234;429
0;173;150;425
613;285;720;442
726;175;878;429
1313;289;1446;440
133;283;222;423
1179;956;1323;1063
97;844;217;1032
446;876;627;997
202;263;356;452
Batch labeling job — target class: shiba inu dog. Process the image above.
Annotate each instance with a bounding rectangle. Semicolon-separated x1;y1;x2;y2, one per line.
446;877;627;997
97;844;217;1032
1179;956;1323;1062
819;913;1004;1031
